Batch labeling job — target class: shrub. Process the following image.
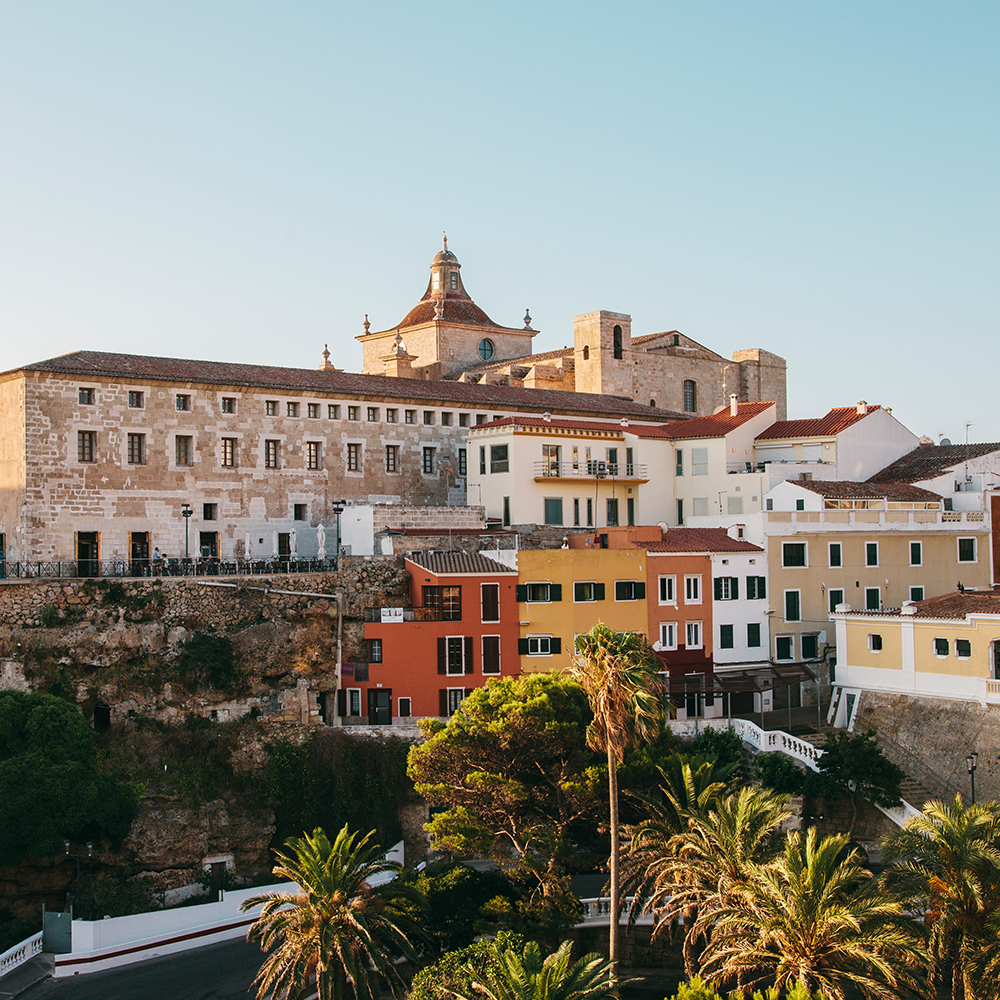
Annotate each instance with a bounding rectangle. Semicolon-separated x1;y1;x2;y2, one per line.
693;726;743;773
754;751;807;795
408;930;524;1000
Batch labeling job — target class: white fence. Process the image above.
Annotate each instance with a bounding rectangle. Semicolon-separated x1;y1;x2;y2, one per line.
669;718;922;827
0;930;43;977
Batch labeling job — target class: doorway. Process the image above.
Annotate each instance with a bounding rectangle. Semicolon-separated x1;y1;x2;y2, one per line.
76;532;99;577
367;689;392;726
129;532;149;576
199;532;219;559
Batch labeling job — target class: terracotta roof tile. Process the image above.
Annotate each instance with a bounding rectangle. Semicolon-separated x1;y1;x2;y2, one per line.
406;552;515;575
456;346;573;375
659;401;776;440
756;405;880;440
867;443;1000;484
793;481;943;502
841;589;1000;620
390;296;502;330
646;528;763;554
9;350;683;421
469;415;684;435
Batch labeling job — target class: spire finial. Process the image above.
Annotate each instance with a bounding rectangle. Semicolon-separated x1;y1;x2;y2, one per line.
524;308;532;329
362;314;370;334
322;344;331;364
442;232;448;251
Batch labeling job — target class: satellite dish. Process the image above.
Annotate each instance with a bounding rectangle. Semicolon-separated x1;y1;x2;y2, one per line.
940;437;952;446
656;521;669;533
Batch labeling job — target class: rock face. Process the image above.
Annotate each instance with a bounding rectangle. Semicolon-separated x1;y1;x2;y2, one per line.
124;798;275;872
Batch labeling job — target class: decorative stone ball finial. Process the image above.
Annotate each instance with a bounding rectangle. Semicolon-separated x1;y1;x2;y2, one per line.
321;344;331;365
434;298;444;319
363;314;371;334
524;308;532;329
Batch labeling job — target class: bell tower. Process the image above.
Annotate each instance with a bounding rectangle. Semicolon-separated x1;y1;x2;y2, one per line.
573;311;634;397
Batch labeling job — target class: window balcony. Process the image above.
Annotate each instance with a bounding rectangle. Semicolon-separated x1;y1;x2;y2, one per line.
532;461;648;482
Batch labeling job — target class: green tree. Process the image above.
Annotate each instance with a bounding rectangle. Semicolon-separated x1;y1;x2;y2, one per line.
407;675;602;904
884;795;1000;1000
667;977;826;1000
569;623;663;968
240;825;424;1000
448;938;617;1000
754;752;807;796
698;828;927;1000
642;785;791;974
408;931;524;1000
0;690;137;863
809;730;903;839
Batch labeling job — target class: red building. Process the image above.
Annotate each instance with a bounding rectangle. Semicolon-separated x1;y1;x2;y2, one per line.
359;552;520;723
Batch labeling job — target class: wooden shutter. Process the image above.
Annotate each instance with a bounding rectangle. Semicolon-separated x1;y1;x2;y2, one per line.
550;584;562;601
551;638;561;655
439;690;447;716
437;637;447;674
518;638;529;655
337;690;347;716
746;576;755;599
714;578;723;600
464;636;474;673
515;585;527;602
731;578;739;600
464;688;473;697
634;581;645;599
757;577;766;599
595;582;605;601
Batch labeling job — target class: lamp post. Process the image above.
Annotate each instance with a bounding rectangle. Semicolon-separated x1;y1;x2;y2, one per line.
967;751;978;804
65;840;92;908
331;501;345;565
181;503;193;573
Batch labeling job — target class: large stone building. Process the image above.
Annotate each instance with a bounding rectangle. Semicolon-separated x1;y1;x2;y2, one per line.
0;351;681;568
358;238;788;419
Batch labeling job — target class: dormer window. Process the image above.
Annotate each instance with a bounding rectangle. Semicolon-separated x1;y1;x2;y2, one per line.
450;271;459;290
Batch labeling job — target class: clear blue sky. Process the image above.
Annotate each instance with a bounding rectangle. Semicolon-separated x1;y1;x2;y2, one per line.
2;2;997;442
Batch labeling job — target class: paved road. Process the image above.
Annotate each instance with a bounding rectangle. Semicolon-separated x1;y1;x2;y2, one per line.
22;938;264;1000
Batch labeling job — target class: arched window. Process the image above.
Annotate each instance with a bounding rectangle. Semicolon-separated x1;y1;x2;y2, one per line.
683;380;697;413
613;325;623;360
582;345;590;361
992;640;1000;680
649;399;656;407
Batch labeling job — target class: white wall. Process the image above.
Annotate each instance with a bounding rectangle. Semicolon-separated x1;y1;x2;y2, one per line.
836;409;919;481
711;550;770;667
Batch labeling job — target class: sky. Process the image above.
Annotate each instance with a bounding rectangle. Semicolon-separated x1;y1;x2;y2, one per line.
1;2;997;443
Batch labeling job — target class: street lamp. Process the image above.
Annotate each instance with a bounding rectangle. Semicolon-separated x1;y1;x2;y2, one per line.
181;503;193;572
65;840;92;908
967;751;979;804
331;501;346;564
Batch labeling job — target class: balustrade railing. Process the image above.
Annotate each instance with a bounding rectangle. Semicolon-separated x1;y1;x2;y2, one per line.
0;930;43;976
531;461;647;480
0;557;338;581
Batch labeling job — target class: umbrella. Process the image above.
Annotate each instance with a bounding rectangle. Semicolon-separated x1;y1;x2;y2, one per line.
244;532;252;560
272;530;278;556
316;523;326;560
290;530;297;557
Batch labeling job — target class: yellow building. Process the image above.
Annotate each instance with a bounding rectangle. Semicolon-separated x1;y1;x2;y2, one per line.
516;548;649;673
833;590;1000;720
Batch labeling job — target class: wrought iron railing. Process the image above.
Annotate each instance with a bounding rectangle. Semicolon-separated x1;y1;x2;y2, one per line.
531;461;647;480
363;606;453;623
0;557;339;581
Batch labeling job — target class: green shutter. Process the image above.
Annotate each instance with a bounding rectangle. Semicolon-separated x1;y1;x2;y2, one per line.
595;582;605;601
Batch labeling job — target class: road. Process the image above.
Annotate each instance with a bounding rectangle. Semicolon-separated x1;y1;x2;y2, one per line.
22;938;264;1000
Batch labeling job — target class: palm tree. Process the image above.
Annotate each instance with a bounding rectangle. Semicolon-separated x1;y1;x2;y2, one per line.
697;827;927;1000
569;623;663;968
884;794;1000;1000
635;784;791;973
240;825;424;1000
449;938;617;1000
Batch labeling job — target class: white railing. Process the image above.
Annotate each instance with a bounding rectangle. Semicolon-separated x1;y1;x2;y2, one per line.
531;461;648;480
675;718;921;827
0;930;43;977
577;897;654;926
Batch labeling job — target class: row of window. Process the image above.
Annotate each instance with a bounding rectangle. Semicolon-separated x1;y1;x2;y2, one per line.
782;538;978;567
658;621;704;650
515;581;647;603
867;633;976;660
674;447;708;476
543;496;636;527
774;633;823;661
435;635;502;674
79;432;464;476
77;387;502;427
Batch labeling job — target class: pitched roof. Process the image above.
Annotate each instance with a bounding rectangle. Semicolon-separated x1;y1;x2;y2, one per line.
867;443;1000;484
659;401;776;440
756;405;881;441
646;528;763;554
8;350;684;421
840;589;1000;620
792;480;943;502
469;415;683;436
406;552;515;576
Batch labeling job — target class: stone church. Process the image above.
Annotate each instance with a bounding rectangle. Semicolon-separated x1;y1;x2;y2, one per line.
358;237;787;420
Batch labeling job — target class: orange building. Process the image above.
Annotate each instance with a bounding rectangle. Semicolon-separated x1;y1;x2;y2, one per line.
360;552;520;723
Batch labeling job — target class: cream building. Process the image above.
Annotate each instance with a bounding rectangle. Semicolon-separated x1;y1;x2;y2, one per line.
832;590;1000;719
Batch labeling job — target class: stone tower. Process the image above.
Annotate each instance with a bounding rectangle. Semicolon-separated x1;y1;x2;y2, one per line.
572;311;634;397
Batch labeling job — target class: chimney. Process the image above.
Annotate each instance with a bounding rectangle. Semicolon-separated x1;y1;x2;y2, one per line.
856;400;867;415
543;412;552;423
729;394;738;417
